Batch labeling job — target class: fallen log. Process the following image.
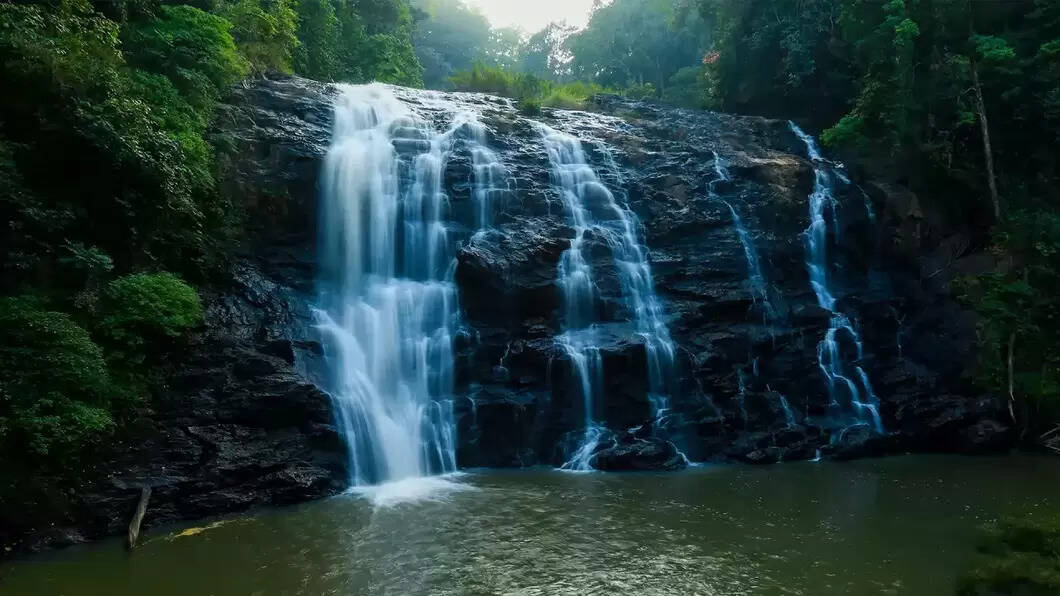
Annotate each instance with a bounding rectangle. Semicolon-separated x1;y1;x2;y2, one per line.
125;487;152;550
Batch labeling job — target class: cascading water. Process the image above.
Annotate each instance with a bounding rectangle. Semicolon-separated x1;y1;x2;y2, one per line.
789;122;884;434
314;84;497;494
711;152;777;322
461;114;507;231
536;123;678;470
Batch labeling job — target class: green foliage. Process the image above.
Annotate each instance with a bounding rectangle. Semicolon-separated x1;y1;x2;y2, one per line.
663;66;707;108
0;0;223;280
696;0;849;119
566;0;702;94
123;4;249;110
292;0;340;78
448;62;547;99
959;211;1060;435
97;272;203;362
517;22;575;81
0;297;114;460
294;0;423;85
957;516;1060;595
448;63;644;111
217;0;300;74
411;0;496;88
517;97;541;117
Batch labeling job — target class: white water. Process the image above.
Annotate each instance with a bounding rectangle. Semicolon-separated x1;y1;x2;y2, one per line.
712;152;777;322
315;84;499;493
462;114;507;230
778;393;798;428
536;123;677;470
350;473;476;507
789;122;884;433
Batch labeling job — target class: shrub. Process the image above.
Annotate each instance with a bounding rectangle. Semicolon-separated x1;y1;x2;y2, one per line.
957;516;1060;595
0;297;114;460
518;97;542;116
97;272;203;362
540;86;590;110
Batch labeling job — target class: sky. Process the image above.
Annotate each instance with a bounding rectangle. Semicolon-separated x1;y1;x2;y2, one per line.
463;0;596;33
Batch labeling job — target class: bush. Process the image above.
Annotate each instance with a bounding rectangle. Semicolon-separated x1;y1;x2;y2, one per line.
518;97;542;116
0;297;114;460
97;272;203;361
623;82;657;101
663;66;707;108
449;63;672;112
957;516;1060;595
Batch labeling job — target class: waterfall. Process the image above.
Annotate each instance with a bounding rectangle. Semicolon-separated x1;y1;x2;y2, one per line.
788;122;884;434
711;152;777;321
776;391;798;428
460;114;507;231
314;84;489;489
536;123;677;470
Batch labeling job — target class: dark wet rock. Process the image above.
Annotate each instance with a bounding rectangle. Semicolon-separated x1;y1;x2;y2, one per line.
203;77;1013;476
741;447;784;465
590;434;688;471
826;425;889;461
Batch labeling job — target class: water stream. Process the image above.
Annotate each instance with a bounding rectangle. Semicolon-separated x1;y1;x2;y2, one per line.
788;123;884;434
536;123;677;469
712;152;777;322
313;84;500;491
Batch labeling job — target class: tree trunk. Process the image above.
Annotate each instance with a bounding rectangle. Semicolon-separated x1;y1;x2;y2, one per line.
126;487;152;550
969;57;1001;220
1007;332;1017;429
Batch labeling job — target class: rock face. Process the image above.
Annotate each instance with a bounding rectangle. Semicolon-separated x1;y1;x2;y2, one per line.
441;92;1012;468
9;74;1014;552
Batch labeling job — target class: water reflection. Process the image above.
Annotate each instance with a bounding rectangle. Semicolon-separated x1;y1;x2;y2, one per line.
3;455;1058;595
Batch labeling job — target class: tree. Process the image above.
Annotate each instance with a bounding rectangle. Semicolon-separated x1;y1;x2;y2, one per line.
293;0;341;79
217;0;300;75
411;0;492;87
567;0;702;94
519;22;575;80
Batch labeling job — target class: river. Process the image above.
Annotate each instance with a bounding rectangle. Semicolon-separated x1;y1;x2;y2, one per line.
3;455;1058;595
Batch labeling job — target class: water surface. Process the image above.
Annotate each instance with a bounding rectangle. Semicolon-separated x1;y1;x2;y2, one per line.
4;455;1058;595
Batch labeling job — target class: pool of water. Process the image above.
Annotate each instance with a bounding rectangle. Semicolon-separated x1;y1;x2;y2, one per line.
3;455;1058;595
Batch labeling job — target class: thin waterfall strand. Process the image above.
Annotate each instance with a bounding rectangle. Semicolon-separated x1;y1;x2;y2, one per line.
789;122;884;433
711;152;776;321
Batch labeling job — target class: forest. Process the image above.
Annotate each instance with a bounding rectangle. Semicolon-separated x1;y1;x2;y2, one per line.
1;0;1058;592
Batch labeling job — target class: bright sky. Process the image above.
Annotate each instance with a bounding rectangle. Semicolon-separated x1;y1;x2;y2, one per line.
463;0;597;33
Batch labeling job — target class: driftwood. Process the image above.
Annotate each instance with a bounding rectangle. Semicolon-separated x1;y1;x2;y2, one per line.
1041;425;1060;455
126;487;152;550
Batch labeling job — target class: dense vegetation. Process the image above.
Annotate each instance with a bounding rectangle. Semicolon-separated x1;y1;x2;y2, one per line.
959;515;1060;595
0;0;423;528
